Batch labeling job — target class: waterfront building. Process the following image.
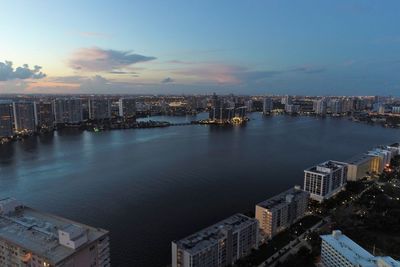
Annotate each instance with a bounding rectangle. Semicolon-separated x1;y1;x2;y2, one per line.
367;147;393;173
54;98;83;124
304;160;348;202
0;197;110;267
263;97;273;115
285;104;300;114
118;98;137;118
392;106;400;114
0;100;14;137
346;154;375;181
255;186;309;240
320;230;400;267
172;213;258;267
12;101;36;132
342;98;354;113
315;98;327;115
89;98;112;120
34;101;55;128
330;99;343;114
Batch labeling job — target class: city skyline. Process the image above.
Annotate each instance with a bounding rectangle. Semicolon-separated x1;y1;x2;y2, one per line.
2;1;400;95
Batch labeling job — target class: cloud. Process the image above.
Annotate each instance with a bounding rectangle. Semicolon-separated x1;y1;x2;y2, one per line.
68;47;156;72
0;61;46;81
290;65;326;74
161;77;175;84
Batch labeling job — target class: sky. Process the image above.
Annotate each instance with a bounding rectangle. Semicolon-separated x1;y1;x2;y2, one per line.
1;0;400;95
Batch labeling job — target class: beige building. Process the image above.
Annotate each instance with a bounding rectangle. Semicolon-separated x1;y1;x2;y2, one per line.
0;197;110;267
346;154;375;181
255;186;309;240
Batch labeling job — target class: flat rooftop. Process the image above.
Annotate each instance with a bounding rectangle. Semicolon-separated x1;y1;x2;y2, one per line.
174;213;256;253
346;154;374;165
256;187;308;210
0;204;108;264
306;160;346;174
321;231;400;267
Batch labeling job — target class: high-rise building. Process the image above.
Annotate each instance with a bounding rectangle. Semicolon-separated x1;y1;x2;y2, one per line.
392;106;400;114
255;186;309;240
118;98;137;118
34;101;55;128
0;197;110;267
12;101;36;132
330;99;343;114
304;160;348;202
89;98;112;120
172;213;259;267
314;98;327;115
263;97;273;115
321;230;400;267
54;98;83;124
0;100;14;137
346;154;375;181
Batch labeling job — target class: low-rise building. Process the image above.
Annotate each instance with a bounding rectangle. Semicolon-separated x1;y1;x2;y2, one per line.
255;186;309;240
0;197;110;267
346;154;375;181
172;213;258;267
321;230;400;267
304;160;348;202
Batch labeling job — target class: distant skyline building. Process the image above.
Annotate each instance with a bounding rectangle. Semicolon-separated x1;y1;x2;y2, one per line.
0;100;14;137
172;213;258;267
392;106;400;114
262;97;273;114
304;160;348;202
88;98;112;120
54;98;83;124
12;101;36;132
34;101;55;128
320;230;400;267
329;99;343;114
255;186;309;240
0;197;110;267
314;98;327;115
118;98;137;118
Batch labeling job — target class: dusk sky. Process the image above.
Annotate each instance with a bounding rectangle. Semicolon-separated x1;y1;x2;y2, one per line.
1;0;400;95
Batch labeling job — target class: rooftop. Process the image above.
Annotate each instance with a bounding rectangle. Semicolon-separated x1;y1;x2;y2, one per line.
346;154;374;165
256;186;308;210
321;230;400;267
174;213;256;253
0;199;108;264
306;160;347;174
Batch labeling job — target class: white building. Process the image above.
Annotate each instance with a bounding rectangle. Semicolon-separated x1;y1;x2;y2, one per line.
255;186;309;240
392;106;400;114
304;160;348;202
0;197;110;267
321;230;400;267
172;213;258;267
315;98;327;115
263;97;273;115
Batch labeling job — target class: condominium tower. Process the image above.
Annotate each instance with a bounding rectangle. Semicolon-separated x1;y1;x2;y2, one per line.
172;213;259;267
255;186;309;240
304;160;348;202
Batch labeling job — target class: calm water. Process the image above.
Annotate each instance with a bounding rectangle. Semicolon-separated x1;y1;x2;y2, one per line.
0;113;399;266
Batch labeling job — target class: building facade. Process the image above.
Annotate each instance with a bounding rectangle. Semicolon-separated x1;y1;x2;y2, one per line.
255;186;309;240
118;98;136;118
321;230;400;267
172;213;258;267
0;100;14;137
0;197;110;267
12;101;36;132
262;97;273;115
34;101;55;128
88;98;112;120
54;98;83;124
304;160;348;202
